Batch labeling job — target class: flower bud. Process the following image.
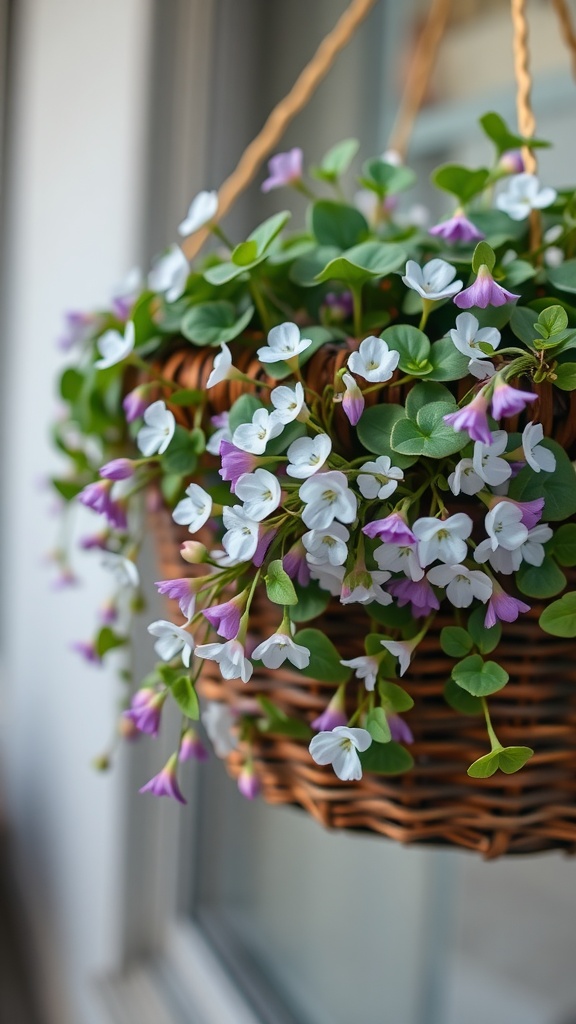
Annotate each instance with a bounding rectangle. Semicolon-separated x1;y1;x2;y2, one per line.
180;540;209;564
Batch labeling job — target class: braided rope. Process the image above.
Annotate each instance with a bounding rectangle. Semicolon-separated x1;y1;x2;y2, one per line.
552;0;576;80
181;0;379;261
511;0;537;174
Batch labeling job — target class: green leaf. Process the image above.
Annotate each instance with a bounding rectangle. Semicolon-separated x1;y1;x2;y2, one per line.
256;697;313;739
378;680;414;712
538;304;568;337
311;138;359;182
52;477;84;502
479;111;550;156
290;245;340;287
366;707;391;744
162;426;199;475
440;626;473;658
359;740;414;775
231;240;258;266
59;367;84;402
467;607;502;654
554;363;576;391
548;259;576;295
444;678;483;716
472;241;495;274
228;394;264;432
367;602;413;629
356;404;416;468
359;159;416;197
161;473;184;505
314;241;407;286
452;654;509;697
466;751;501;778
203;261;248;286
95;627;126;659
427;337;470;381
391;402;468;458
381;324;431;375
510;306;538;345
264;420;306;455
509;439;576;520
181;301;254;346
539;591;576;637
265;559;298;606
171;676;200;719
550;523;576;566
405;381;456;419
310;201;368;249
516;556;566;598
432;164;490;204
169;388;205;406
467;745;533;778
501;260;536;288
289;581;330;623
249;211;292;257
470;208;527;247
293;629;351;684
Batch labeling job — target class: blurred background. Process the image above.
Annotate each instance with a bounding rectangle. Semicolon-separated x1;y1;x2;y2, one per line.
1;1;576;1022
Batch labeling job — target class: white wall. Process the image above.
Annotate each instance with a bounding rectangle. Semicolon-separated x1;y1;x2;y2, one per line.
0;2;152;1021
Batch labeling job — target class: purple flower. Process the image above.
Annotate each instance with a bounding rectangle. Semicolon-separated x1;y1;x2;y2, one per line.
261;148;303;193
387;577;440;617
363;512;416;545
124;687;167;737
485;583;530;628
341;372;365;426
78;480;127;531
99;599;118;625
71;640;101;664
283;541;310;586
57;310;97;351
454;265;520;309
494;496;544;530
219;440;259;492
323;291;354;322
443;392;492;445
51;567;79;590
429;211;484;244
79;531;109;550
123;385;149;423
237;764;261;800
179;728;209;763
490;381;537;420
499;150;525;175
202;595;245;640
155;577;197;620
139;753;187;804
99;458;135;480
312;686;348;731
253;526;278;567
211;412;229;429
389;714;414;744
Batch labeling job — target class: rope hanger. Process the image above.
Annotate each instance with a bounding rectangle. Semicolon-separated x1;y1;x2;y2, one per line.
181;0;576;261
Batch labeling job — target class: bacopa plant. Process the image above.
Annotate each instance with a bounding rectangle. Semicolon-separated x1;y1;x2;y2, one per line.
52;112;576;801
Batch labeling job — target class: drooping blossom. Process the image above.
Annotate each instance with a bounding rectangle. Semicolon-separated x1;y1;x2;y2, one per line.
389;715;414;744
340;568;392;606
454;265;520;309
71;640;101;664
303;522;350;567
178;189;218;235
237;763;261;800
311;686;349;728
485;583;531;628
219;440;259;491
124;687;167;737
195;638;253;682
94;321;135;369
443;392;492;445
340;371;365;426
362;511;416;546
357;456;403;500
99;458;135;480
261;148;303;192
202;702;238;757
308;561;346;596
490;381;537;420
179;728;209;763
221;506;260;562
374;541;424;581
206;411;231;456
379;636;421;677
402;258;463;301
253;525;278;567
387;577;440;617
101;552;140;589
347;336;400;383
123;384;149;423
256;321;312;363
505;496;545;530
206;342;234;389
155;577;197;620
429;210;484;244
412;513;473;567
496;173;557;220
299;471;357;530
78;480;127;531
148;245;189;302
173;482;213;533
137;400;176;456
232;408;283;455
251;632;310;670
147;620;194;667
139;753;186;804
426;564;492;607
202;594;246;641
269;382;307;425
286;434;332;479
283;541;310;585
235;468;282;521
339;655;381;693
522;422;556;473
58;310;97;351
309;726;372;781
472;430;512;488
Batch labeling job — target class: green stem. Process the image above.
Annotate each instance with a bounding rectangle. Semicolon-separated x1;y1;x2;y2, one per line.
249;279;273;334
482;698;502;753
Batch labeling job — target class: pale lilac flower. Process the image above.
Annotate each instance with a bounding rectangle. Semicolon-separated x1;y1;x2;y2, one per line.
303;523;350;567
195;638;253;682
299;471;357;530
286;434;332;479
253;525;278;566
95;321;135;369
202;595;245;640
139;753;186;804
490;381;537;419
387;577;440;617
206;342;234;389
454;266;520;309
179;728;209;763
206;412;231;456
101;552;140;589
347;336;400;383
508;497;545;530
449;312;501;360
413;513;473;567
429;211;484;244
309;726;372;781
219;440;259;491
235;468;281;521
427;564;492;607
147;620;194;667
155;577;197;620
202;702;238;757
173;483;213;533
374;541;424;581
99;458;135;480
339;656;380;692
473;430;512;487
402;258;463;300
261;148;303;192
379;636;420;677
123;384;149;423
221;506;260;562
58;310;96;351
496;173;557;221
232;408;283;455
71;640;101;664
522;422;556;473
448;458;484;496
256;321;312;364
362;512;416;545
78;480;127;531
148;245;189;302
237;764;261;800
124;687;167;737
311;688;348;729
443;392;492;445
99;599;118;625
357;456;403;500
283;541;310;585
340;371;365;426
269;382;307;425
137;400;176;456
389;714;414;745
178;189;218;235
251;632;310;670
485;583;530;628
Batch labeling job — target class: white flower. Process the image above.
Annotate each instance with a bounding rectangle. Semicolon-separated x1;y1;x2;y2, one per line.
251;633;310;670
206;412;231;455
496;173;557;221
427;564;492;607
522;422;556;473
299;471;357;530
356;456;403;500
379;637;419;677
449;312;501;360
475;502;528;564
286;434;331;479
448;458;484;497
519;523;553;566
202;701;237;757
473;431;512;487
308;561;345;596
232;408;283;455
137;400;176;456
206;343;233;389
341;570;392;606
256;321;312;363
303;522;350;566
101;552;139;588
178;189;218;235
309;726;372;781
402;259;462;301
374;542;424;581
474;545;520;575
235;468;281;521
340;655;380;692
172;483;213;532
347;336;400;383
412;513;473;567
195;638;253;682
147;619;194;667
95;321;135;369
269;382;306;425
148;245;189;302
468;359;496;380
222;506;260;562
111;266;142;303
